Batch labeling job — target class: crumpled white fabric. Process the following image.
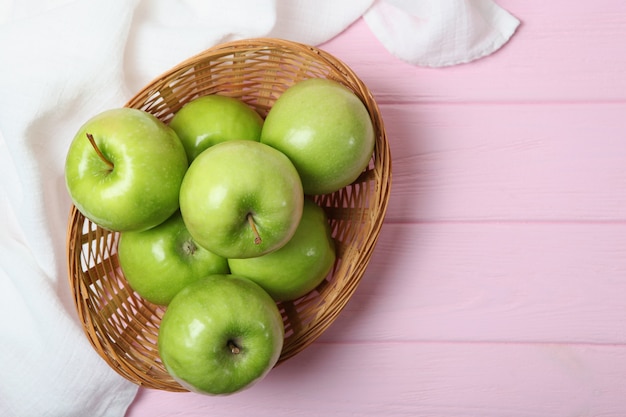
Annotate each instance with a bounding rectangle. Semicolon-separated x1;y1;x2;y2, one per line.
0;1;519;416
363;0;520;67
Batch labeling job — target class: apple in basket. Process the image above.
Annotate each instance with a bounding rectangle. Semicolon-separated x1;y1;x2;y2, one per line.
260;78;375;195
179;140;304;259
229;198;336;302
158;274;284;395
64;108;188;232
117;211;229;306
169;94;264;162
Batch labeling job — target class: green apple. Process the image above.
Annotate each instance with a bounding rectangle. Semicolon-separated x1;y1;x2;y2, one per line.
117;211;229;305
169;95;264;162
179;140;304;259
228;198;336;302
65;107;188;232
158;274;284;395
260;78;375;195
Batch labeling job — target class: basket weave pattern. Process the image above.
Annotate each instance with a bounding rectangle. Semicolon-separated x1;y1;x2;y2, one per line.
67;38;391;392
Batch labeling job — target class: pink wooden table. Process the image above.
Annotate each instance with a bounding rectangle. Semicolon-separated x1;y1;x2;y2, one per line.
125;2;626;415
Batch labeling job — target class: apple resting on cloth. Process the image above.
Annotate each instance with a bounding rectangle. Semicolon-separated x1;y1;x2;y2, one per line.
158;274;284;395
228;198;336;302
179;140;304;259
260;78;375;195
64;108;188;232
117;211;229;305
169;95;264;162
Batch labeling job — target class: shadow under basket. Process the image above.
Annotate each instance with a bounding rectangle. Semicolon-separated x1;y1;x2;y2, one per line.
66;38;391;392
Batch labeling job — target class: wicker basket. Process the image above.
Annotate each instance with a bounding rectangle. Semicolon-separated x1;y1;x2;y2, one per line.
66;38;391;392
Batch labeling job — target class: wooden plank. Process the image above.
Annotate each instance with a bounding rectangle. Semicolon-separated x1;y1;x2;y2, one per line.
380;102;626;222
318;222;626;344
125;342;626;417
320;2;626;103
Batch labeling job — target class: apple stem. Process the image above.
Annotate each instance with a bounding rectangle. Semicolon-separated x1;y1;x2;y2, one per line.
247;213;262;245
228;340;241;355
86;133;114;170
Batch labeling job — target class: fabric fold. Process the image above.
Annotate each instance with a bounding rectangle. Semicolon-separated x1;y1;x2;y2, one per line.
0;1;141;416
363;0;520;67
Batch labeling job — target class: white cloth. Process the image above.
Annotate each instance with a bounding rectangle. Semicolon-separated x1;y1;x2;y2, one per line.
0;1;519;416
363;0;520;67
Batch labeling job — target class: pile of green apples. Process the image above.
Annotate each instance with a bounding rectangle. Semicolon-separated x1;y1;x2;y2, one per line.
64;78;375;395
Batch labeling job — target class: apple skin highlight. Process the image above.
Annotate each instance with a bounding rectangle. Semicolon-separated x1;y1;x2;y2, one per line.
179;140;304;259
158;274;285;395
65;107;189;232
261;78;375;195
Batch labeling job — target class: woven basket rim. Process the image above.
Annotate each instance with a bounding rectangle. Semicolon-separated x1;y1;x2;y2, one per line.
128;38;363;101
